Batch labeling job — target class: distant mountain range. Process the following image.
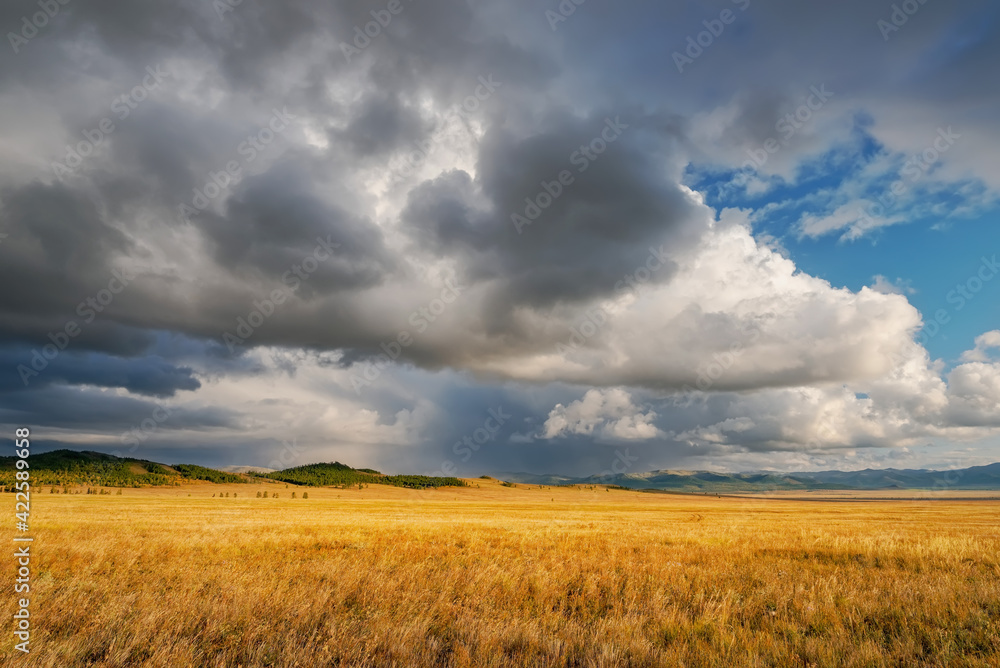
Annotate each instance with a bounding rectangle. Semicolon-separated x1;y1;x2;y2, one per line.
221;465;276;474
497;463;1000;492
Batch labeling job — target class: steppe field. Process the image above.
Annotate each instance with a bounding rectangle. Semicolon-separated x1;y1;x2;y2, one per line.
3;480;999;667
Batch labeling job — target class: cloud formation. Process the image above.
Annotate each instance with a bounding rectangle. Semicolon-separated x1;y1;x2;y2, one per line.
1;0;998;473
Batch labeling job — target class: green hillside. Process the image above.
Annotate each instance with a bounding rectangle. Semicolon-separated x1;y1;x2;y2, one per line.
262;462;466;489
170;464;246;485
0;450;464;490
0;450;244;489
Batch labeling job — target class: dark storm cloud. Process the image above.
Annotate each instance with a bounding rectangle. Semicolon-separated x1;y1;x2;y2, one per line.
0;0;997;473
0;383;235;432
0;182;132;314
99;104;253;215
332;91;430;159
0;179;167;360
0;347;200;397
401;109;701;319
1;0;325;86
1;0;921;384
0;323;158;361
332;0;555;98
203;162;394;293
0;0;567;370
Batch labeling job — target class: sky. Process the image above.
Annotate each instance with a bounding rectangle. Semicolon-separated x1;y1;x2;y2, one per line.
1;0;999;476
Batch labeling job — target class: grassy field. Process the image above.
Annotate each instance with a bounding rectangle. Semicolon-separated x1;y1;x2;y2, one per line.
3;479;999;667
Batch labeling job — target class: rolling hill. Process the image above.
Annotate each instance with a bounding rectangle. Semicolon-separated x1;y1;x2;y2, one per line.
262;461;466;489
0;450;247;488
0;450;464;490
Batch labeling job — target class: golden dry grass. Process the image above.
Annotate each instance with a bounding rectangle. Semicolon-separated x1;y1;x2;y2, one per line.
3;479;999;667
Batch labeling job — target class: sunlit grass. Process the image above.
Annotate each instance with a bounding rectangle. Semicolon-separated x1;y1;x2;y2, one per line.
3;479;999;666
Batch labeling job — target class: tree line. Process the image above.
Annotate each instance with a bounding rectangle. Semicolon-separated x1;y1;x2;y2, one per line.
260;462;466;489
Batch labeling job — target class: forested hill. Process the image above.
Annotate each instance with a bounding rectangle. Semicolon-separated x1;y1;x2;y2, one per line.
262;461;466;489
0;450;246;488
0;450;465;490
